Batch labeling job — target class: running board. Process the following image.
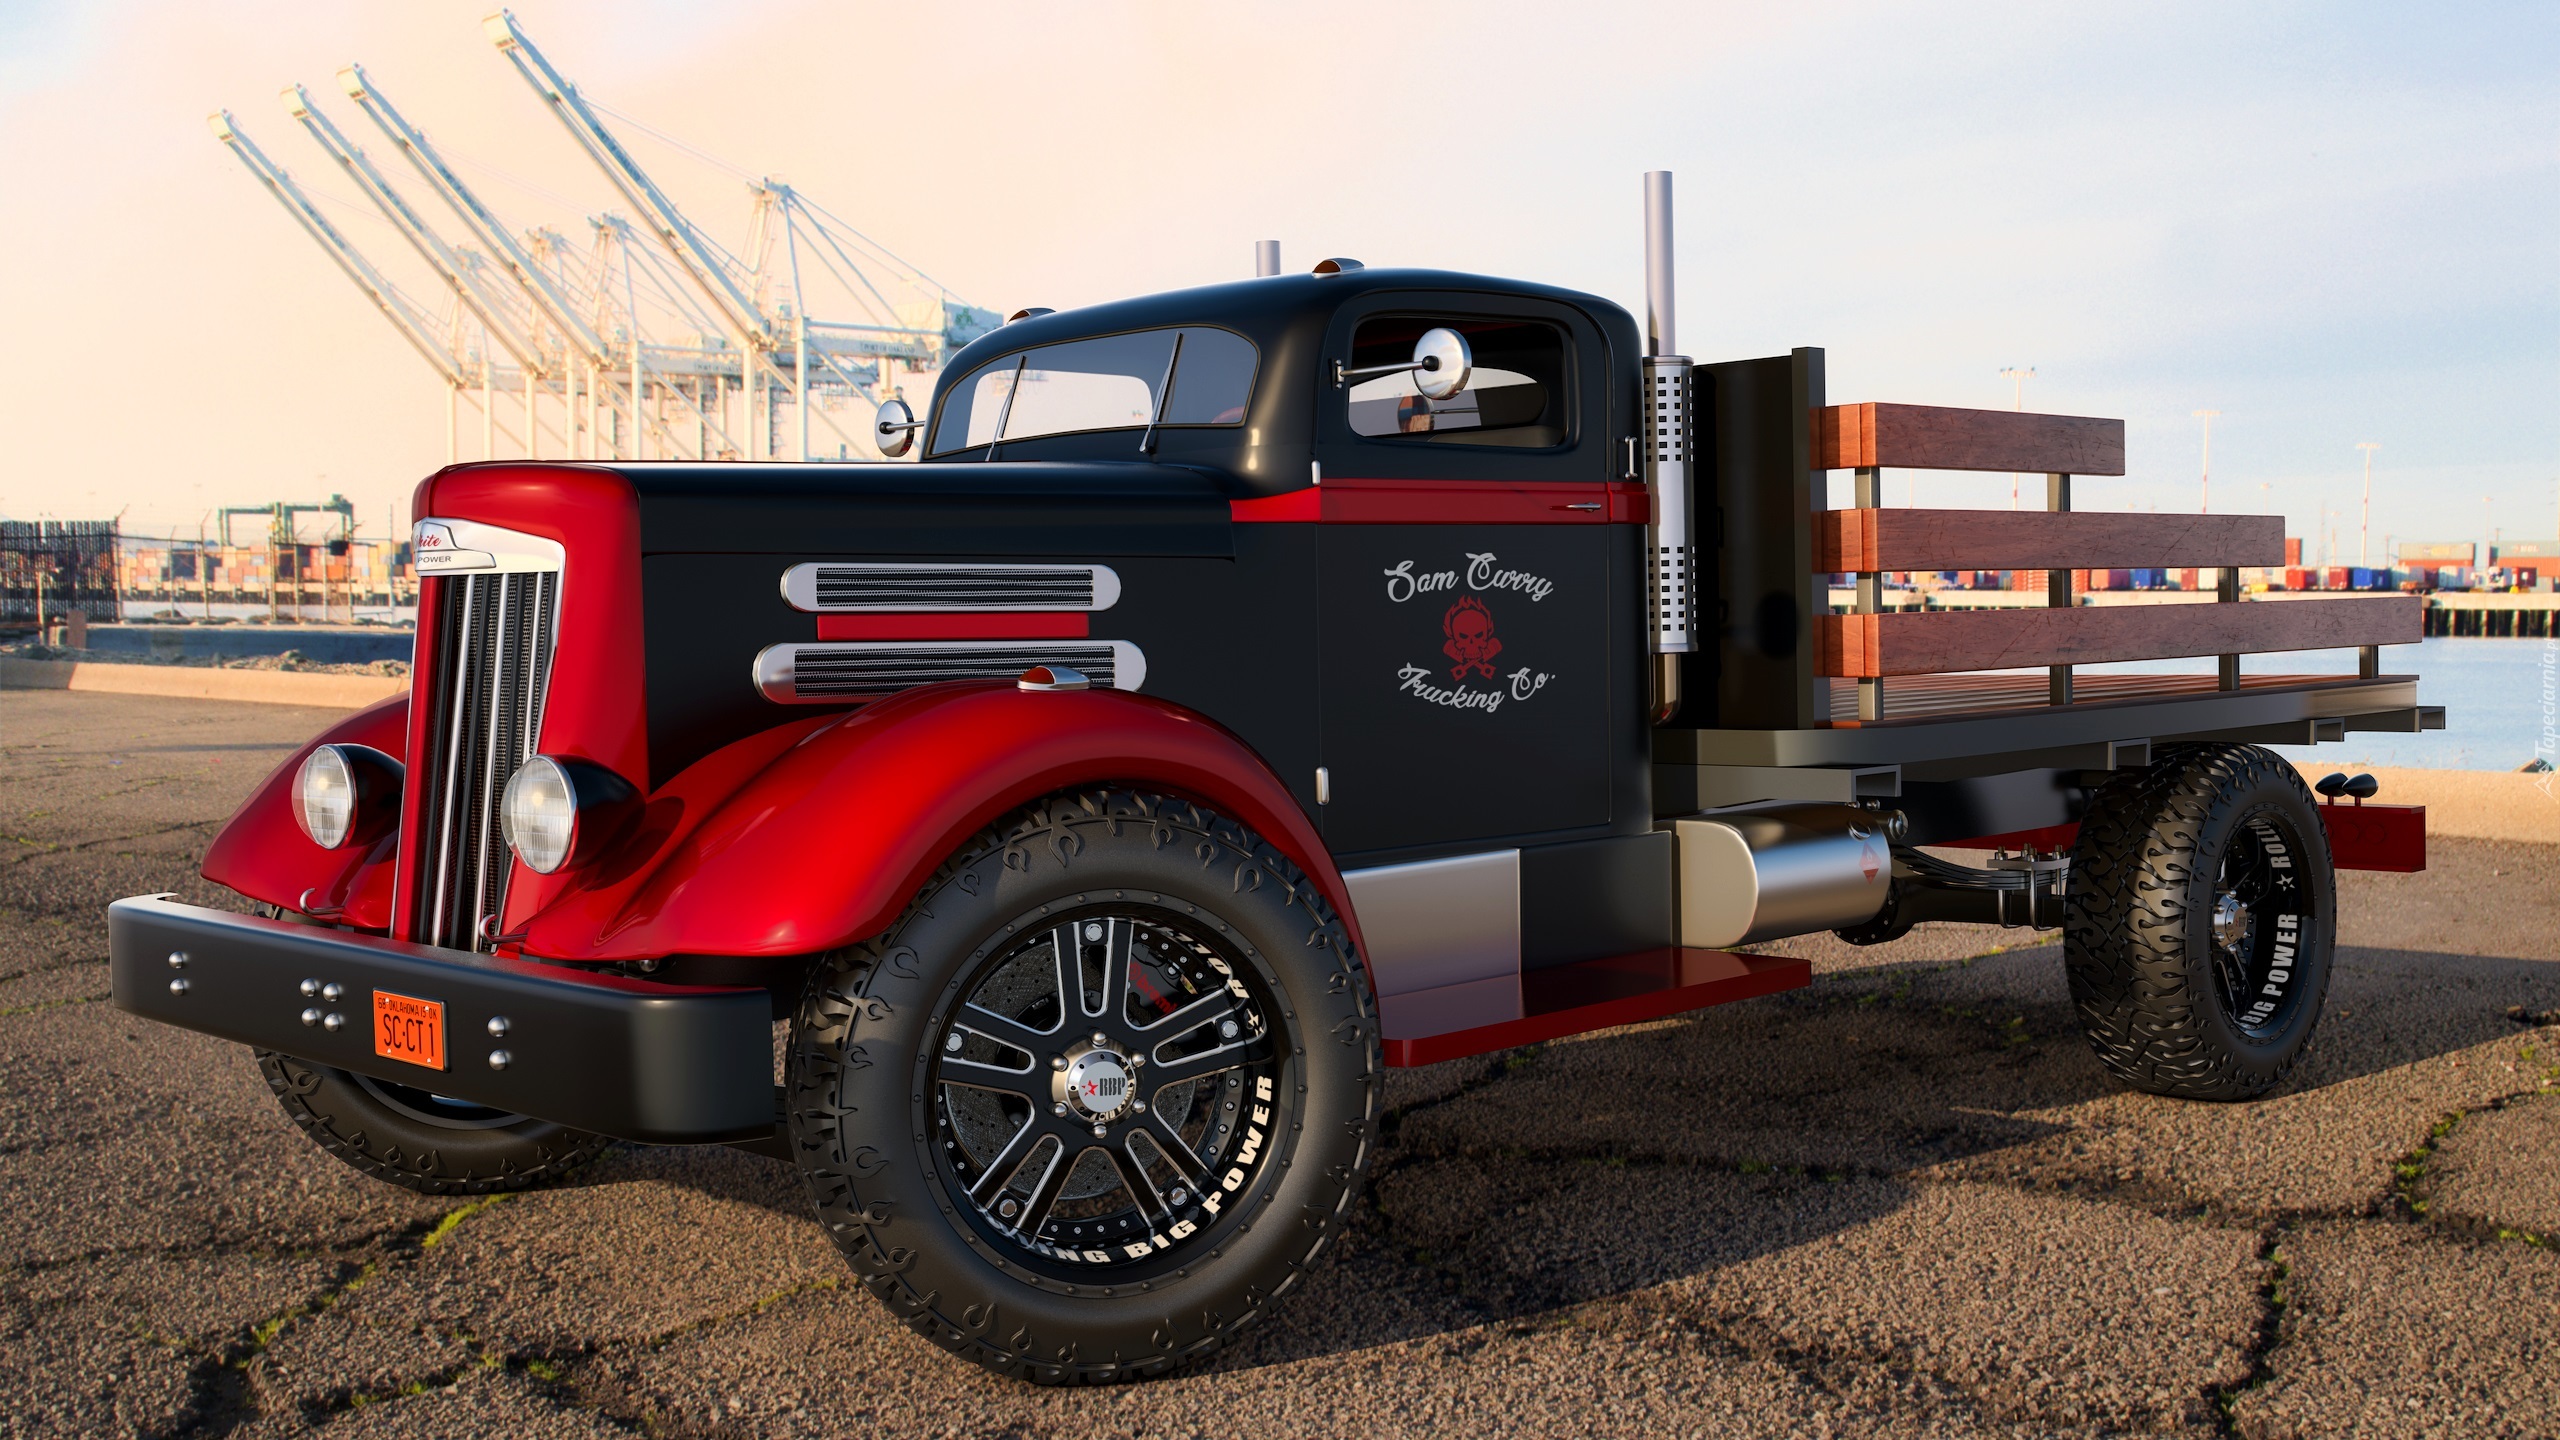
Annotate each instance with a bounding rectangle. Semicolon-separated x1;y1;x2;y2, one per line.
1379;948;1810;1068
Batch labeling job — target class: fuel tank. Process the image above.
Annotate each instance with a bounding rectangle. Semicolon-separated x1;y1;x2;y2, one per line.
1673;805;1894;947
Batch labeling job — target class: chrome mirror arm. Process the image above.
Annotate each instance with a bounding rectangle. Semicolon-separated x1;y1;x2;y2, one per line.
1332;327;1473;401
1332;355;1445;387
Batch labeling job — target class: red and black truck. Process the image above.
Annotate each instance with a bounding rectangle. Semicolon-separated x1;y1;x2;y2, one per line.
110;174;2437;1384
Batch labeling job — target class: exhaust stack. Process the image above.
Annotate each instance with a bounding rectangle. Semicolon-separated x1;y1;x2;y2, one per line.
1641;171;1696;723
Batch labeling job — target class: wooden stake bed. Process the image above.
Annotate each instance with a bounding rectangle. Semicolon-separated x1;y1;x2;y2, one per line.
1818;596;2421;678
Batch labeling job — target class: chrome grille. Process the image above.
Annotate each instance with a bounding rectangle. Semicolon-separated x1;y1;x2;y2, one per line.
410;569;559;950
752;640;1143;703
779;562;1119;612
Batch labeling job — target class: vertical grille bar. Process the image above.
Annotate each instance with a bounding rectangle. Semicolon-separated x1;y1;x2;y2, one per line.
410;567;559;950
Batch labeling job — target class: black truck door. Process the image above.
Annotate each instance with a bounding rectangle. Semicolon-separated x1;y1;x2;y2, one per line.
1310;296;1633;861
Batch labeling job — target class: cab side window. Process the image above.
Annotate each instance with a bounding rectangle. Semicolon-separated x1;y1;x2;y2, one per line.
1344;316;1567;449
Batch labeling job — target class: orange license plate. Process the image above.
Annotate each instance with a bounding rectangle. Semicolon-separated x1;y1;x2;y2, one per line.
373;991;447;1071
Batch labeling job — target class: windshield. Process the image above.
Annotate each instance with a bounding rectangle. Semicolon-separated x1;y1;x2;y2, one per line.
928;326;1258;455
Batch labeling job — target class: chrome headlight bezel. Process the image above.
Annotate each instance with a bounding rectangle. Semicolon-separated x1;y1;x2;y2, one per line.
498;756;638;875
293;744;403;851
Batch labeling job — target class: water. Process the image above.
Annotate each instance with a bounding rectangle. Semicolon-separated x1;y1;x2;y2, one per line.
124;602;416;626
2091;637;2554;772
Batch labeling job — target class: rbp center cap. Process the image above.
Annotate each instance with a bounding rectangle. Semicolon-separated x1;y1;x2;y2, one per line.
1062;1049;1133;1121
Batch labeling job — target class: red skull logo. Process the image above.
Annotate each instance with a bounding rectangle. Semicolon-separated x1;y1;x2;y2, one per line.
1442;596;1502;681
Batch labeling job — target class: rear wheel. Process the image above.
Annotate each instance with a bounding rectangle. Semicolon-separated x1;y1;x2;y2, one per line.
787;790;1380;1384
2064;743;2336;1100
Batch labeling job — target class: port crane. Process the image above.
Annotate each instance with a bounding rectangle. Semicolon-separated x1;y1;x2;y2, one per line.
212;12;997;466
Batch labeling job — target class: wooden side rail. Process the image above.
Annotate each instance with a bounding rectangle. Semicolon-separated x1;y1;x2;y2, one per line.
1814;403;2126;476
1816;509;2286;574
1818;596;2421;678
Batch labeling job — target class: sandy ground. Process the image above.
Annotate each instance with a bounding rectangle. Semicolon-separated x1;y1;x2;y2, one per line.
3;689;2556;1439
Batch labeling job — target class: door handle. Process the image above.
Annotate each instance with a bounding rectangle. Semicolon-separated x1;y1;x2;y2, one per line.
1556;502;1603;512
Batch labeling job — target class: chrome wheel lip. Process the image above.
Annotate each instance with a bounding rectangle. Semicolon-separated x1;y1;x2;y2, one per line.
924;901;1285;1278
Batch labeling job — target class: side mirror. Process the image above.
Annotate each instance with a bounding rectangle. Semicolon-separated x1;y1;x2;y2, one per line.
874;397;921;458
1411;327;1472;401
1333;326;1473;399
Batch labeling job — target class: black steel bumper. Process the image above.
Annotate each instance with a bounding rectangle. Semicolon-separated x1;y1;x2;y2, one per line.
108;896;774;1144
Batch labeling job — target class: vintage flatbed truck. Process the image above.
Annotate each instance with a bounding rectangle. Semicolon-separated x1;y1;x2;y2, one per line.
110;174;2438;1384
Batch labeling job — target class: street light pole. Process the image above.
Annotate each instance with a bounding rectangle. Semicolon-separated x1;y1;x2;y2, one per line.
2193;409;2221;513
2355;442;2379;570
2000;367;2035;509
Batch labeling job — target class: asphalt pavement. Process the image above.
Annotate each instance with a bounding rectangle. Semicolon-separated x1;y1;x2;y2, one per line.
4;689;2555;1439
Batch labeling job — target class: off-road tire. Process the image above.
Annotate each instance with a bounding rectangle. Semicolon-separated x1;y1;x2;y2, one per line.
255;1050;611;1195
2064;743;2336;1100
786;789;1381;1385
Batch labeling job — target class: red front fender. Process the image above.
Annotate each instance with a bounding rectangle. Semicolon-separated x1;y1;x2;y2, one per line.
521;682;1357;963
200;695;409;929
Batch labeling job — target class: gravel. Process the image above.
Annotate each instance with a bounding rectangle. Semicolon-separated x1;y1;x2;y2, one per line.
2;689;2554;1438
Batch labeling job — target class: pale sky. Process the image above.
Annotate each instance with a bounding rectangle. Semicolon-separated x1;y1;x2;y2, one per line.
0;1;2551;559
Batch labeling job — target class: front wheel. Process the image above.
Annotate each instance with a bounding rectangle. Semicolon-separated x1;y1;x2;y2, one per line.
786;790;1380;1384
2064;743;2336;1100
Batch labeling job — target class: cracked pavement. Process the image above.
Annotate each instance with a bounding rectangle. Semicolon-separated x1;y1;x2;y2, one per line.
3;688;2555;1438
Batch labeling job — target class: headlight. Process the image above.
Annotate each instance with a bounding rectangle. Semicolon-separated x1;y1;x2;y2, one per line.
499;756;638;875
294;744;402;850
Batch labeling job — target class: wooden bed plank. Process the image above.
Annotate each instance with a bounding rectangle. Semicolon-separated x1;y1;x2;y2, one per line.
1818;596;2421;678
1814;402;2127;476
1820;670;2343;722
1815;509;2287;572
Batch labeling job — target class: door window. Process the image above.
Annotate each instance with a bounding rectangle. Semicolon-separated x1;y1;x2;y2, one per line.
1344;316;1567;448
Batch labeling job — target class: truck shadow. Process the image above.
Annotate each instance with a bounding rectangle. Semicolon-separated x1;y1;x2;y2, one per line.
589;940;2559;1368
1214;939;2560;1371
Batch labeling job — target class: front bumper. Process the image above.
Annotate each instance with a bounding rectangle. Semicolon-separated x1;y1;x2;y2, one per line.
108;896;774;1144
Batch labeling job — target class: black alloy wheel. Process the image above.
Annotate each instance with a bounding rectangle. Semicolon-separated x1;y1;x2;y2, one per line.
2202;812;2319;1043
788;790;1379;1385
932;910;1284;1269
2064;743;2337;1100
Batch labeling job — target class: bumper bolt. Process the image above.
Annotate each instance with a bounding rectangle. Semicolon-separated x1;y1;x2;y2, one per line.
320;982;344;1003
321;1012;344;1032
166;951;188;971
488;1050;512;1071
487;1016;510;1038
299;978;320;998
167;977;189;997
300;1008;322;1027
